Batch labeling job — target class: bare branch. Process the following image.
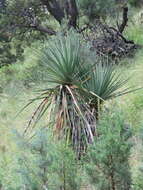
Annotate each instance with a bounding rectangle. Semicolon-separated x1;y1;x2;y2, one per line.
34;24;56;35
14;24;56;35
119;6;128;33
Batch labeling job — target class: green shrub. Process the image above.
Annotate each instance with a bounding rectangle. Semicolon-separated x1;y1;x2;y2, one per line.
132;127;143;190
128;0;143;7
79;0;117;21
85;109;133;190
14;128;82;190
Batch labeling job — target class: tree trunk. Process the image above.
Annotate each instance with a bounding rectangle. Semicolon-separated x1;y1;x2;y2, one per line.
109;155;116;190
65;0;78;28
41;0;65;24
41;0;78;29
119;6;128;33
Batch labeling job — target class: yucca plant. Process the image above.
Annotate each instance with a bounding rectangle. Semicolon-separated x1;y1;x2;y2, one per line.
23;32;134;157
81;63;131;118
23;32;98;158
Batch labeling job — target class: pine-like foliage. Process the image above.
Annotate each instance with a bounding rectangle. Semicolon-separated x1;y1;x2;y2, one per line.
132;128;143;190
85;108;133;190
78;0;117;20
15;128;81;190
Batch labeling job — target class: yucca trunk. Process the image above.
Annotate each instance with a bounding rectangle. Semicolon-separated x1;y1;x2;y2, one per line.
53;85;96;158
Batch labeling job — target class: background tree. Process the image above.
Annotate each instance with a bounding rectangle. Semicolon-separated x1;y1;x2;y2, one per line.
0;0;133;66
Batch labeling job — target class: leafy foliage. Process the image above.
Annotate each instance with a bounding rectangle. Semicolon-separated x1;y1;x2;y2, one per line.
132;127;143;190
23;32;134;158
85;109;133;190
128;0;143;7
0;0;132;66
79;0;117;20
15;128;81;190
0;33;24;67
82;63;130;106
0;1;143;189
39;32;83;85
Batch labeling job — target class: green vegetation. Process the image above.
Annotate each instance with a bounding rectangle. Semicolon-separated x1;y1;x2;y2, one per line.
86;109;132;190
1;1;143;190
24;32;132;160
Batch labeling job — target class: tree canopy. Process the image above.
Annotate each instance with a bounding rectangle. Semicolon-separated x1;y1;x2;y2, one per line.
0;0;137;66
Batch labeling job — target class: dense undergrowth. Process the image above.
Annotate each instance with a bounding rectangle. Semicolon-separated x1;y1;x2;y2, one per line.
1;8;143;190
